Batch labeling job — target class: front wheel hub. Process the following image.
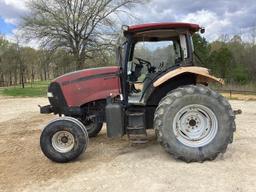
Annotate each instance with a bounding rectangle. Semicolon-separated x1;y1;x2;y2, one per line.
52;131;75;153
173;104;218;148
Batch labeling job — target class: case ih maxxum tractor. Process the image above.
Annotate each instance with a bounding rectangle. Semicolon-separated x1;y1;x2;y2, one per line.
40;22;237;163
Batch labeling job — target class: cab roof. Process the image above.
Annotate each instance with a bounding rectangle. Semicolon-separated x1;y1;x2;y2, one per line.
126;22;200;33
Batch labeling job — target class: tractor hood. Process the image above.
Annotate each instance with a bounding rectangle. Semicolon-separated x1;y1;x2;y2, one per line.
49;66;121;108
54;66;120;85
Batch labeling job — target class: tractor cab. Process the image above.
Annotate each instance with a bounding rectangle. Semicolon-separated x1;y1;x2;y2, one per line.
116;23;202;105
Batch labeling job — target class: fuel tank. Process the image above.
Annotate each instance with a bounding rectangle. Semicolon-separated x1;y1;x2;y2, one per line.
51;66;121;107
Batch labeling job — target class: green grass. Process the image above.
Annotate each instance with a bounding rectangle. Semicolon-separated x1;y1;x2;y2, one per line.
0;81;50;97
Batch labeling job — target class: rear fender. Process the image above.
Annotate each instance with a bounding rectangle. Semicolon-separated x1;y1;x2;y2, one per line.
143;68;223;128
153;66;224;87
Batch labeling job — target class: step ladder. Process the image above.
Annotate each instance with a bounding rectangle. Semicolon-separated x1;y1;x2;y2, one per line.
126;111;148;144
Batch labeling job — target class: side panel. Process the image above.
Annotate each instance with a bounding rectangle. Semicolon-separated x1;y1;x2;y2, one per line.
55;67;121;107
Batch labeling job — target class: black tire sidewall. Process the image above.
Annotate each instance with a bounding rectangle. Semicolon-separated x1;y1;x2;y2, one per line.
40;120;87;163
156;86;234;161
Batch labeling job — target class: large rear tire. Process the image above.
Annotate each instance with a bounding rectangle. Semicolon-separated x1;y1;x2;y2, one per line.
154;85;235;162
40;117;89;163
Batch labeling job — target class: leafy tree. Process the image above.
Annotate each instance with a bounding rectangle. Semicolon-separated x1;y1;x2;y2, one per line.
38;49;54;81
192;34;211;67
0;37;10;86
21;0;139;70
22;47;39;84
209;46;233;79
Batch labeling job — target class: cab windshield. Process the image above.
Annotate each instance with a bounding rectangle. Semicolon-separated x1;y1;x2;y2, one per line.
133;40;181;71
129;29;189;75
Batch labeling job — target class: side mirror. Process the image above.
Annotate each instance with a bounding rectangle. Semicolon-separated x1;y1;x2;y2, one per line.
200;28;205;34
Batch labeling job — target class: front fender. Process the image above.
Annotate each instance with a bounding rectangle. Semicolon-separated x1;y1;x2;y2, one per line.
153;66;224;87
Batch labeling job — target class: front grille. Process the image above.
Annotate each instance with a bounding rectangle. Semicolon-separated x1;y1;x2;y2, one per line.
48;82;67;114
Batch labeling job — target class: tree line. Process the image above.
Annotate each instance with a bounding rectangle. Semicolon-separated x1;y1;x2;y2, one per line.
0;0;138;87
1;32;256;87
0;36;69;87
193;34;256;84
0;35;115;87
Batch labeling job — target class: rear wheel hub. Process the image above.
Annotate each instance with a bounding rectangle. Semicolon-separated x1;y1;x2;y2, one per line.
173;104;218;148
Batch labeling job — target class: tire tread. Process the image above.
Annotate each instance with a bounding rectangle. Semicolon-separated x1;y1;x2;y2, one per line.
154;85;235;162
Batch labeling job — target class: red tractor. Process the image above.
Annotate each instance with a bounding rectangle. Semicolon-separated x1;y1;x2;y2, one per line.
40;22;236;163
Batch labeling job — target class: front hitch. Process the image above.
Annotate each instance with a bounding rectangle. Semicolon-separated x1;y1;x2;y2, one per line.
233;109;242;115
39;105;53;114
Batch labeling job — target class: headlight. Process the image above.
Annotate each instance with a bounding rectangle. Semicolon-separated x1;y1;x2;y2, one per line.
47;92;54;98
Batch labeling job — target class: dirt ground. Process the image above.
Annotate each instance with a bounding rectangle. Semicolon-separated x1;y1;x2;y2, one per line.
0;96;256;192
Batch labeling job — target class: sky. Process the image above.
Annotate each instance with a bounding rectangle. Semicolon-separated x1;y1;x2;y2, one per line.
0;0;255;46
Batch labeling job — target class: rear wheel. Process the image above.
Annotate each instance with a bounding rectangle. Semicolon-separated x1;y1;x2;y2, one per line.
40;117;89;163
154;85;235;162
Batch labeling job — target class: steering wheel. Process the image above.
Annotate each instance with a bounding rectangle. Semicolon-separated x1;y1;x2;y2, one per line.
135;57;155;73
135;57;151;68
158;61;165;71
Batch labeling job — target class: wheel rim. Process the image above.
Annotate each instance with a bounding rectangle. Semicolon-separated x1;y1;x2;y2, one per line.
52;131;75;153
173;104;218;148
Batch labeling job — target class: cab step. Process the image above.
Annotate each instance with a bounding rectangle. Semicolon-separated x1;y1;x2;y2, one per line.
126;109;148;144
128;133;148;144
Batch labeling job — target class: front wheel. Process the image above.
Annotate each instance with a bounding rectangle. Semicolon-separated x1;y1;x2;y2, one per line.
154;85;235;162
40;117;89;163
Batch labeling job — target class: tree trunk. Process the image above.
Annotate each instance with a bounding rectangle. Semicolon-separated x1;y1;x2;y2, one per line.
20;64;25;88
44;66;47;81
31;68;35;84
40;71;43;81
9;72;12;86
14;70;17;85
0;73;4;87
21;72;25;88
75;54;85;70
